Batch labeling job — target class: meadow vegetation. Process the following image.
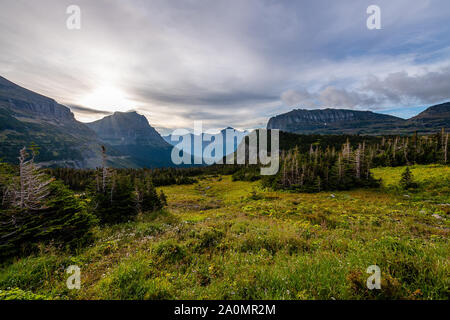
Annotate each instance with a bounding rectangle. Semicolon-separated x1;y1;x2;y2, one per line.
0;164;448;300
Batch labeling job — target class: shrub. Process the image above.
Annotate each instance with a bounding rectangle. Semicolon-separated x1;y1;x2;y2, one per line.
192;227;224;251
0;287;51;300
154;240;187;263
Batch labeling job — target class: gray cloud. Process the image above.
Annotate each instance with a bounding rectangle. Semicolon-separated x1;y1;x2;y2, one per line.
364;66;450;105
281;89;315;108
68;105;113;116
280;66;450;110
319;87;377;109
0;0;450;130
280;86;378;109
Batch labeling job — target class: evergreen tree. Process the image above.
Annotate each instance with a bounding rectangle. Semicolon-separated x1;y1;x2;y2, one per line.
159;190;168;207
94;174;137;224
1;173;96;259
140;178;162;212
400;167;417;189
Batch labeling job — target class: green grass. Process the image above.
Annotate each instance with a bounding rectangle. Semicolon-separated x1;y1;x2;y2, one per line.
372;164;450;203
0;164;449;300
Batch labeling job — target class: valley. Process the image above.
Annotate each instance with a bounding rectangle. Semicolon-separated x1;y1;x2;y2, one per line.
0;164;448;299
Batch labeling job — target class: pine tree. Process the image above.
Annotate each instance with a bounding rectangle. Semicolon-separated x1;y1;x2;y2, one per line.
140;178;162;212
159;190;168;207
93;173;137;224
400;167;417;189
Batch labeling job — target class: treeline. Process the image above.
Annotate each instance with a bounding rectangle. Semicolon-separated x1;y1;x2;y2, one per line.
239;129;449;192
46;163;246;191
277;131;383;152
45;167;199;191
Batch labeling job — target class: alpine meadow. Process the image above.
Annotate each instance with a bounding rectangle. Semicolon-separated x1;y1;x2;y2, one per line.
0;0;449;309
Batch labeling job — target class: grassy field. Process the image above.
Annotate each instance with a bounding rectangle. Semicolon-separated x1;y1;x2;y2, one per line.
0;164;449;300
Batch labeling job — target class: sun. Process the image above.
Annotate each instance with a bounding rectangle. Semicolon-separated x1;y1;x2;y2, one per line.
79;85;134;112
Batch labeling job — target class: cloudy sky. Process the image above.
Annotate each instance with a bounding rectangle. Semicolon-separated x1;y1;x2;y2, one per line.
1;0;450;134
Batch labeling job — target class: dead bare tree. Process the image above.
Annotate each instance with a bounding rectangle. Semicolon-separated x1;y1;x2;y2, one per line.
355;144;361;179
4;147;53;210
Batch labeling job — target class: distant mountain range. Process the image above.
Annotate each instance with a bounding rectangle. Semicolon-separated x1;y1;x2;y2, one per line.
267;103;450;135
163;127;248;162
1;75;449;168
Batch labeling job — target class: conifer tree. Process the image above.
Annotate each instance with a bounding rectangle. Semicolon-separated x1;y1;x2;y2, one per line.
400;167;417;189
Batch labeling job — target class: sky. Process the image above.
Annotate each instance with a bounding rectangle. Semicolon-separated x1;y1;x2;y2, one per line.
1;0;450;134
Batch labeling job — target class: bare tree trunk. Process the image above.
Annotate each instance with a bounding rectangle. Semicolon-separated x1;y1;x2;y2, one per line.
355;145;361;179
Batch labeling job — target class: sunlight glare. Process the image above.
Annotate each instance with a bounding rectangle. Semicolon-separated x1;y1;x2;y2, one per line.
79;85;134;112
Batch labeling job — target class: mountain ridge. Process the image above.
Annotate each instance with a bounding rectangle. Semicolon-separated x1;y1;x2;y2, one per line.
86;111;169;148
0;76;107;167
86;110;174;168
0;76;171;168
1;75;449;168
267;104;450;135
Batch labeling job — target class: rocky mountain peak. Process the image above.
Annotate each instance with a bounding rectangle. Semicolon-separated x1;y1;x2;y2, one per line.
86;111;169;147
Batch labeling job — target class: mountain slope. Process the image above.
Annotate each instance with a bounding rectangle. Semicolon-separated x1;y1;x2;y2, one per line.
407;102;450;130
0;76;107;167
86;111;174;168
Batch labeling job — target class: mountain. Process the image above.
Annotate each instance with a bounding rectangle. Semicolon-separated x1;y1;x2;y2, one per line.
87;111;168;148
267;108;404;135
0;76;108;168
163;127;248;162
0;76;173;168
408;102;450;129
86;111;174;168
267;104;450;135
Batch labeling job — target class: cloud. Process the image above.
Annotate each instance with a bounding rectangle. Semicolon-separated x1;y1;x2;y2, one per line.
0;0;450;129
318;87;376;109
68;104;113;116
364;66;450;105
281;89;315;107
280;86;377;109
281;65;450;110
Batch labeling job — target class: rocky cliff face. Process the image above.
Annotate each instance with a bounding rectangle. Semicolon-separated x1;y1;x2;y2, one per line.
267;108;403;134
0;76;107;167
267;104;450;135
0;76;75;122
86;111;169;147
86;111;174;168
